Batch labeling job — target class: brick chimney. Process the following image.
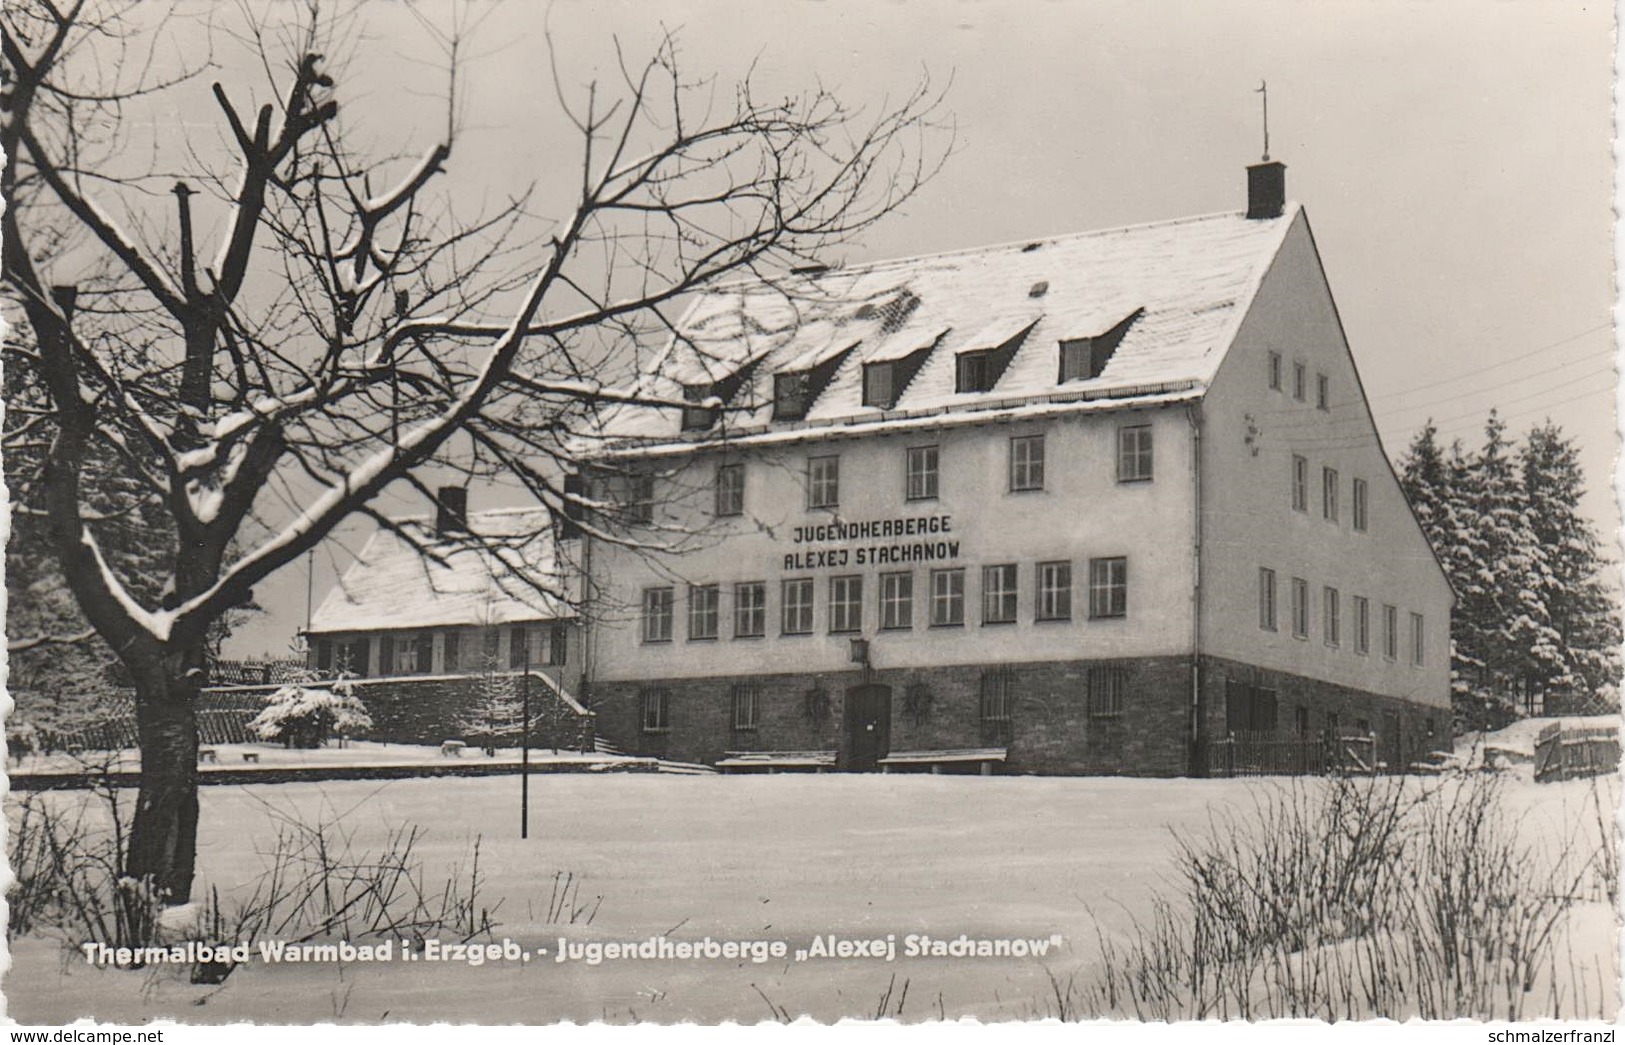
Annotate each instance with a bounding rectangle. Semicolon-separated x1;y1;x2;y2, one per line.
434;486;467;535
1247;160;1286;220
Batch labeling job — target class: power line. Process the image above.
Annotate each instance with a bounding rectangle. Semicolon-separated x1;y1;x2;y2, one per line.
1362;322;1611;405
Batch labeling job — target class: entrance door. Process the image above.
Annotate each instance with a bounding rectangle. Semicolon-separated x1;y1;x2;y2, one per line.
843;683;892;772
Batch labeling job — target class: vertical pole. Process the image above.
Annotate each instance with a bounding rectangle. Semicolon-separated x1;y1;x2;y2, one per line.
521;639;531;839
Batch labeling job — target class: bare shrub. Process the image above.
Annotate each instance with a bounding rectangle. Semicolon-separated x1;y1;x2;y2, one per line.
1052;772;1614;1021
8;784;503;980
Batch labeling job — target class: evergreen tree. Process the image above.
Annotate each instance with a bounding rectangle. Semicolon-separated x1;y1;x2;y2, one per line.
1399;412;1621;730
1520;422;1621;709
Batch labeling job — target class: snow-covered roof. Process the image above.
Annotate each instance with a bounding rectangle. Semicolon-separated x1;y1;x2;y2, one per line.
308;507;575;634
591;205;1300;448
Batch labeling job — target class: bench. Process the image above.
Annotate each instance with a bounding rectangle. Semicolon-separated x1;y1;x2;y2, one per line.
717;750;837;774
440;740;466;758
198;748;218;764
241;751;260;764
878;747;1008;775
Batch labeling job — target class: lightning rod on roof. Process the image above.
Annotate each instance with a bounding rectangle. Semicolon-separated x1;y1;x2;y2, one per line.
1256;80;1270;162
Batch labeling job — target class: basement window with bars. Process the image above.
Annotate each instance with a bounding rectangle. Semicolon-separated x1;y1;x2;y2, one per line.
731;681;761;730
641;688;671;733
1087;665;1127;719
979;668;1013;723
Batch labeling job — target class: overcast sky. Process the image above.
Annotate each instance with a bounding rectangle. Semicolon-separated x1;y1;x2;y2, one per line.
218;0;1614;656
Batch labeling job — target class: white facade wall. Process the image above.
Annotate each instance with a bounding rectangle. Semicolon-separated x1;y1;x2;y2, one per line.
587;405;1197;681
1198;213;1453;710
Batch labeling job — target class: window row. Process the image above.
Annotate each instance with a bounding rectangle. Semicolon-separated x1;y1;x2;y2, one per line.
700;426;1154;518
638;663;1132;734
1257;567;1426;666
314;623;569;677
1267;351;1331;411
641;558;1131;643
1290;456;1369;531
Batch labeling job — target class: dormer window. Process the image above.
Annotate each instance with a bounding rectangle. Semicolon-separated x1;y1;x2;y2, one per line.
1059;338;1113;382
956;351;995;393
681;385;717;431
863;362;896;408
774;372;811;421
1056;310;1142;385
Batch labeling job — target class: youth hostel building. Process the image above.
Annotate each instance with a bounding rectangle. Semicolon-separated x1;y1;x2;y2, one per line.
576;163;1454;775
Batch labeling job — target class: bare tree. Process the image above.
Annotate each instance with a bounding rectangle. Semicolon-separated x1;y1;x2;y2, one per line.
3;1;948;905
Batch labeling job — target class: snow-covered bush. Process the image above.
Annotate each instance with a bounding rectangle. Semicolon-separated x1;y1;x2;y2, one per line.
249;681;372;748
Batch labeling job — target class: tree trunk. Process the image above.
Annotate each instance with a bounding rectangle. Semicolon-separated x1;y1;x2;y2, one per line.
125;656;202;905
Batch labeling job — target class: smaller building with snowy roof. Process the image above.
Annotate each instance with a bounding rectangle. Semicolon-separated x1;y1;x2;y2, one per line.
301;490;590;746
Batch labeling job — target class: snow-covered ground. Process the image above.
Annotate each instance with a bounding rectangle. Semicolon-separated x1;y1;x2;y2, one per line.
10;740;658;777
1451;714;1620;770
6;771;1616;1024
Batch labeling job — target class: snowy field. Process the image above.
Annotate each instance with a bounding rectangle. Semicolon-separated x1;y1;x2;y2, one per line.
6;771;1618;1024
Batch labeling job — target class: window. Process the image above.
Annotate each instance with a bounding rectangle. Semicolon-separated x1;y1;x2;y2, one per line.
734;582;766;638
1088;558;1128;619
730;682;760;730
782;578;814;635
640;688;670;733
336;637;369;676
316;639;333;672
1294;706;1311;734
956;351;995;393
482;628;500;665
862;362;895;408
1324;587;1340;648
980;668;1012;722
906;445;939;501
1316;373;1330;411
1037;561;1072;621
1225;680;1279;732
829;575;863;634
1382;603;1398;660
774;372;811;420
1292;455;1308;512
1410;612;1426;666
982;564;1018;624
1323;467;1339;522
688;584;719;641
1117;424;1153;483
1352;478;1368;532
1010;435;1045;492
1353;595;1370;655
442;632;460;673
1293;361;1306;401
1088;665;1126;719
1259;567;1277;631
681;385;717;431
1059;338;1114;382
1268;350;1282;391
715;463;745;517
642;587;674;643
1291;577;1309;638
930;568;965;627
548;623;568;666
377;635;395;676
509;626;530;669
627;474;654;524
807;455;839;509
880;572;914;630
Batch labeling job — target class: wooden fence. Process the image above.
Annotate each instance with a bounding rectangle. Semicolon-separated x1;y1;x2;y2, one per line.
1533;722;1619;782
1201;730;1378;778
